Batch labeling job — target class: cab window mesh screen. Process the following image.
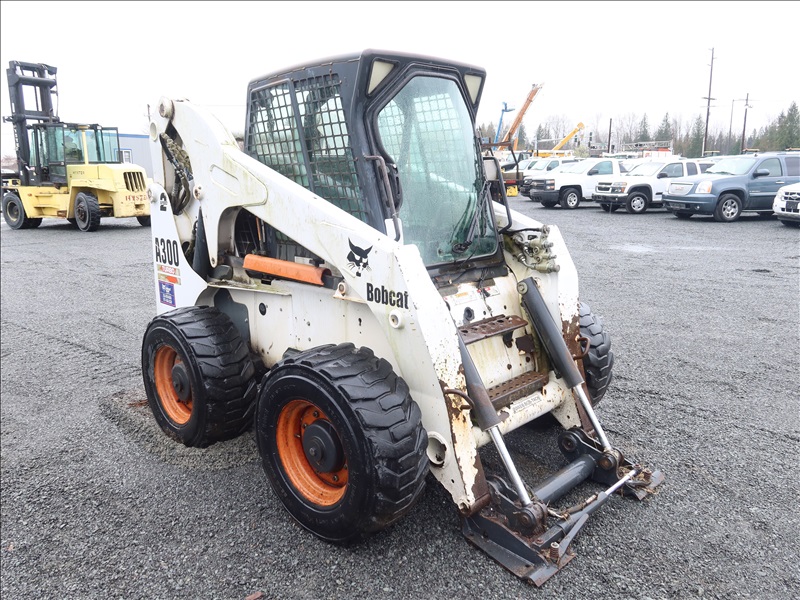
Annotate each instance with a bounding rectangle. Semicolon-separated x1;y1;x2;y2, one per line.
246;76;364;222
295;76;364;221
248;83;308;187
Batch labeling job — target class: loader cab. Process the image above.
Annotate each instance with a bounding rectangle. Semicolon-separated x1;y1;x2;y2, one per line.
244;50;501;276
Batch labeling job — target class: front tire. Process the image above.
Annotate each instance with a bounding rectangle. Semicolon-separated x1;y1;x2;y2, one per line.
714;193;742;222
2;192;34;230
137;216;151;226
560;187;581;209
541;200;558;208
74;192;101;232
625;191;649;214
256;343;429;544
579;303;614;406
141;306;257;448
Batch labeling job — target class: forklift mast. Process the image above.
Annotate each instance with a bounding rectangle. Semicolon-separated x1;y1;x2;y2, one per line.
4;61;60;184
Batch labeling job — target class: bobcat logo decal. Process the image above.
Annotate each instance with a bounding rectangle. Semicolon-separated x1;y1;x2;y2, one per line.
347;239;372;277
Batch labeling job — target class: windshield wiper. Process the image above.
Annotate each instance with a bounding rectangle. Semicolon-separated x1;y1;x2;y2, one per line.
452;180;490;255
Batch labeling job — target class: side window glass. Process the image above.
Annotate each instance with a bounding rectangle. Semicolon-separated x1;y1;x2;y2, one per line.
758;158;782;176
785;156;799;176
664;163;683;177
686;163;698;175
595;161;612;175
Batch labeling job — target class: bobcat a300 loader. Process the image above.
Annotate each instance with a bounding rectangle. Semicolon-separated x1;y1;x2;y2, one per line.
141;49;663;586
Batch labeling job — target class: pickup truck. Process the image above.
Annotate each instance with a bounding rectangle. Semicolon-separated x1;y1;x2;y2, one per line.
526;157;631;209
591;158;715;214
518;157;582;197
662;152;800;222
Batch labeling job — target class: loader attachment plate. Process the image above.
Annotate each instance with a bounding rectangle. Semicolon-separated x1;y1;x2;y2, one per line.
461;428;664;586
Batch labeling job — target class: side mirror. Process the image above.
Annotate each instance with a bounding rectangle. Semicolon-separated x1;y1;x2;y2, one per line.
657;172;669;179
588;168;599;175
753;169;771;178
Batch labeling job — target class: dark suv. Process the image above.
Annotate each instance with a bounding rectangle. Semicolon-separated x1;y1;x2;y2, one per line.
661;152;800;222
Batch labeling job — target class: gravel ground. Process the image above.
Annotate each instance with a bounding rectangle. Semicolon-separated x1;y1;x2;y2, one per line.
1;201;799;600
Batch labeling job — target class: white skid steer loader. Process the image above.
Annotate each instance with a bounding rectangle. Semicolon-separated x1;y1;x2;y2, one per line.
141;49;663;586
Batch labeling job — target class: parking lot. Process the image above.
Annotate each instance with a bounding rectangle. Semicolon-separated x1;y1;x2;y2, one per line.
1;200;799;600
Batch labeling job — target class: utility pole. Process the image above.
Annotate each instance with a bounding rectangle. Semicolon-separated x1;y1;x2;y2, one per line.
607;118;612;153
740;93;751;153
702;48;715;157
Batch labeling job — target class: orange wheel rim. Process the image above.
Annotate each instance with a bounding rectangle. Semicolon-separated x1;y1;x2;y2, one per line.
153;345;193;425
276;399;348;506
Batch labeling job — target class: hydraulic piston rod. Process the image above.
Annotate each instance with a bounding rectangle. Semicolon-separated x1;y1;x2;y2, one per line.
518;277;612;452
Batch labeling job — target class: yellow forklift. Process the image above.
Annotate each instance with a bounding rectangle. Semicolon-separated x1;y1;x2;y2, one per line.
1;61;150;231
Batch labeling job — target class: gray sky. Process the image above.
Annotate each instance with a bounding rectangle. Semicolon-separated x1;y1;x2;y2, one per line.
1;0;798;156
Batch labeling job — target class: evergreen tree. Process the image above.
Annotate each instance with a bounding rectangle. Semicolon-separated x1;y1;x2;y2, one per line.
636;115;651;142
654;113;672;142
517;123;529;150
776;101;800;150
686;115;705;157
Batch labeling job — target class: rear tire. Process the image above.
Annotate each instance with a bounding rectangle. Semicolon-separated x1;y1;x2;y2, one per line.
141;306;257;448
256;343;429;544
560;187;581;209
137;216;151;226
74;192;101;232
580;302;614;406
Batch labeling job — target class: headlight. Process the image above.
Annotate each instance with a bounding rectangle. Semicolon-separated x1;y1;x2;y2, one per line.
545;179;555;191
696;181;713;194
610;182;627;193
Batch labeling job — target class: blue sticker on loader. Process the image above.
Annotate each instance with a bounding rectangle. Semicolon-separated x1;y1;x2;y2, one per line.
159;281;176;307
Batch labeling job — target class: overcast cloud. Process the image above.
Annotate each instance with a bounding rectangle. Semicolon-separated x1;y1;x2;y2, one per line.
1;0;798;156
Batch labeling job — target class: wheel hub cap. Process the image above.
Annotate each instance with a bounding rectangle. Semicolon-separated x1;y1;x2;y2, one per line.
171;363;191;402
302;420;344;473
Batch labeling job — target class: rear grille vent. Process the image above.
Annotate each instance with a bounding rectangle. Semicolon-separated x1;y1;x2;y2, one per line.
124;171;146;192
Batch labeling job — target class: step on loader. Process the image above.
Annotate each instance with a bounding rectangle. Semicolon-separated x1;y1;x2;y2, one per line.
140;50;664;586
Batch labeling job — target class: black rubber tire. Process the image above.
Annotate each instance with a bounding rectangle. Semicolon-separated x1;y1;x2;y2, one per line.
137;216;151;226
599;203;620;213
256;343;429;544
541;200;558;208
713;193;742;223
74;192;101;232
2;192;33;230
674;211;693;220
579;302;614;406
625;191;649;214
141;306;258;448
67;218;78;227
560;187;581;209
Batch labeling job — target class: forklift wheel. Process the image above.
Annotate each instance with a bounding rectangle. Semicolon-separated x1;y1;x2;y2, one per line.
137;216;151;227
256;343;428;543
142;306;257;447
74;192;101;232
2;192;34;230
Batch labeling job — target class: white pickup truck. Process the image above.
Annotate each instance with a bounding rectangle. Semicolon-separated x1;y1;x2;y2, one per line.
526;157;632;209
591;158;716;213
